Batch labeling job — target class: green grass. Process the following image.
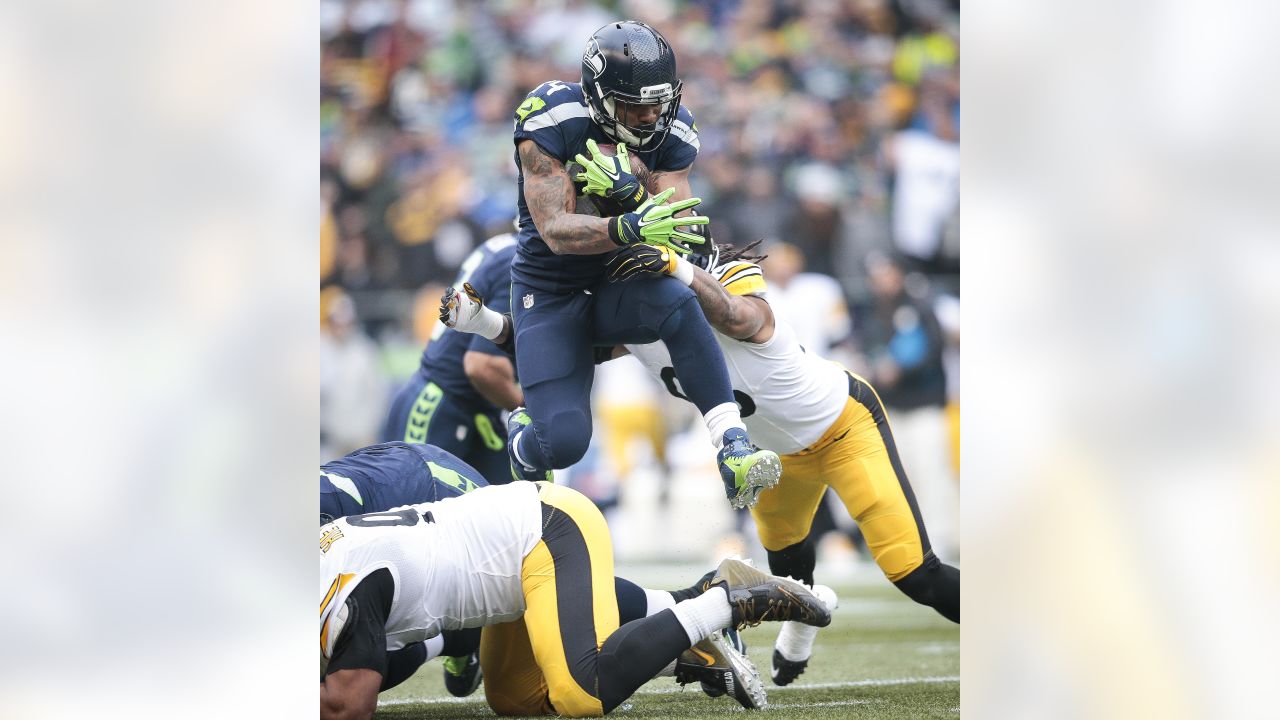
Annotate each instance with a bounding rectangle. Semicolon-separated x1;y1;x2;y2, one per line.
375;572;958;719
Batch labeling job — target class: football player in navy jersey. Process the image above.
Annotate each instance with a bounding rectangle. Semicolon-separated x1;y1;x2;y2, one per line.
383;233;520;486
502;19;780;508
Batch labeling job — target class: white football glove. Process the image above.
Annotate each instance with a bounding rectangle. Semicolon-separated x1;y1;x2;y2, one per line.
439;282;505;340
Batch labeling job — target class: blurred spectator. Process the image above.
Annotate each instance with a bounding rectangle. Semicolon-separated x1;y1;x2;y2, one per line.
891;0;958;87
786;162;847;275
887;70;959;274
759;241;851;357
857;251;958;557
320;287;387;460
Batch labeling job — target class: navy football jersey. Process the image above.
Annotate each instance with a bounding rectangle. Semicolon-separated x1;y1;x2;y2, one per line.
420;234;517;406
320;442;490;523
511;81;700;292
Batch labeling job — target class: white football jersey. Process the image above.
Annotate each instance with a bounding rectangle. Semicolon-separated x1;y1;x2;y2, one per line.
625;262;849;454
319;481;541;659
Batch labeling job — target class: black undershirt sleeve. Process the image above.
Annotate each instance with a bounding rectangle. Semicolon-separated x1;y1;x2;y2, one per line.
325;568;395;678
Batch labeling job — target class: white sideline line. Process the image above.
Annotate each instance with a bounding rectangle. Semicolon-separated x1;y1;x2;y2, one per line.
769;676;959;691
768;700;877;709
378;675;959;707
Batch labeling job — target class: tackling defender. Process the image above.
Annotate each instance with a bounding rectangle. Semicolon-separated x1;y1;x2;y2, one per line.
322;441;491;697
320;481;831;719
444;239;961;686
505;19;779;509
321;441;774;710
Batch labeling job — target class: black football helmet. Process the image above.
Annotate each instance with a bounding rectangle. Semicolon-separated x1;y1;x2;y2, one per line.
685;219;720;271
582;21;683;148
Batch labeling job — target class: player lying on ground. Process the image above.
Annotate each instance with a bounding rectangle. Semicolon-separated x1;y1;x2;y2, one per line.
505;19;779;509
320;480;831;719
443;238;960;686
320;441;778;710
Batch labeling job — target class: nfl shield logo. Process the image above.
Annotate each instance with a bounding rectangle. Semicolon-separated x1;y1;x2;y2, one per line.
523;293;534;309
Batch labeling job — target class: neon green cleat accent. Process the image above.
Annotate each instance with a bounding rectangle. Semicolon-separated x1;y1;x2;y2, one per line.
716;428;781;509
507;407;553;482
442;651;483;697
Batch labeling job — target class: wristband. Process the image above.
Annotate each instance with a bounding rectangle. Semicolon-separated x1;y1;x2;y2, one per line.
671;255;695;286
472;304;506;341
607;216;626;246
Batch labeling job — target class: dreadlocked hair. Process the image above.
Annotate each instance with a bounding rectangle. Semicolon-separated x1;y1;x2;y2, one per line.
718;239;768;265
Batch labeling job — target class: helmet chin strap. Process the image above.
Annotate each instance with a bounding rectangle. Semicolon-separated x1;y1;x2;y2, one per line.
600;96;655;147
614;124;648;147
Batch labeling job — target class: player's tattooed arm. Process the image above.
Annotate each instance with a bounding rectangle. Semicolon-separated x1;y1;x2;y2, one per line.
688;268;776;343
649;166;695;215
518;139;616;255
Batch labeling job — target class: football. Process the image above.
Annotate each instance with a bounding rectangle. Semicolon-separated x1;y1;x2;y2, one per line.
570;143;656;217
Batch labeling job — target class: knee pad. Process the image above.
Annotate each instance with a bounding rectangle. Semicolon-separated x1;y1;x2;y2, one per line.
892;557;960;623
540;411;592;469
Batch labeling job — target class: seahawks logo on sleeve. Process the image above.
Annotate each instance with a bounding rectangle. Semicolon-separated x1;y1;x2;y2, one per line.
712;261;767;297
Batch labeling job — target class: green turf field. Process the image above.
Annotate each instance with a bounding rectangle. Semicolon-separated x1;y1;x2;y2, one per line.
375;570;959;719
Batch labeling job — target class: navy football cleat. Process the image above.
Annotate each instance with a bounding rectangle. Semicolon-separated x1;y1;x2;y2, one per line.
717;428;781;509
442;651;483;697
507;407;553;482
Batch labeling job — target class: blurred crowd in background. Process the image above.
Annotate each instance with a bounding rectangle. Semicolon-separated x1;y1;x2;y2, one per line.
320;0;960;563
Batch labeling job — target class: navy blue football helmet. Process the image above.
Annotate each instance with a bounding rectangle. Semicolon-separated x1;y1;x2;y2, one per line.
582;21;683;148
685;219;720;271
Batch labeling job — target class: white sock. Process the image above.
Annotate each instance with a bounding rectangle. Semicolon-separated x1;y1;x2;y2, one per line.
774;584;838;661
774;621;819;662
424;633;445;662
670;586;731;645
703;402;746;448
643;588;676;617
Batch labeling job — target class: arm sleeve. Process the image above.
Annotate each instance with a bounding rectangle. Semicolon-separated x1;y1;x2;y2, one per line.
466;276;514;358
466;249;517;358
325;568;394;678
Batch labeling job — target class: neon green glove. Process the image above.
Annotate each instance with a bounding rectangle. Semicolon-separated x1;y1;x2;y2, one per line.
574;139;649;212
607;187;709;255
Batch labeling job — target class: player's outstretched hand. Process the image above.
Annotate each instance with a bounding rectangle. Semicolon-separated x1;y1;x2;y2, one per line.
439;282;488;331
607;187;709;255
604;244;679;282
574;138;649;212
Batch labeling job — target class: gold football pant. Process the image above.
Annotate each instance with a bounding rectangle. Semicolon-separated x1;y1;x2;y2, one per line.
750;372;935;581
481;482;619;717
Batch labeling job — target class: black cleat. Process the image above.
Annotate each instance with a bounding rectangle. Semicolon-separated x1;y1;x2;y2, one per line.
770;649;809;686
674;630;767;709
442;650;483;697
709;558;832;630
